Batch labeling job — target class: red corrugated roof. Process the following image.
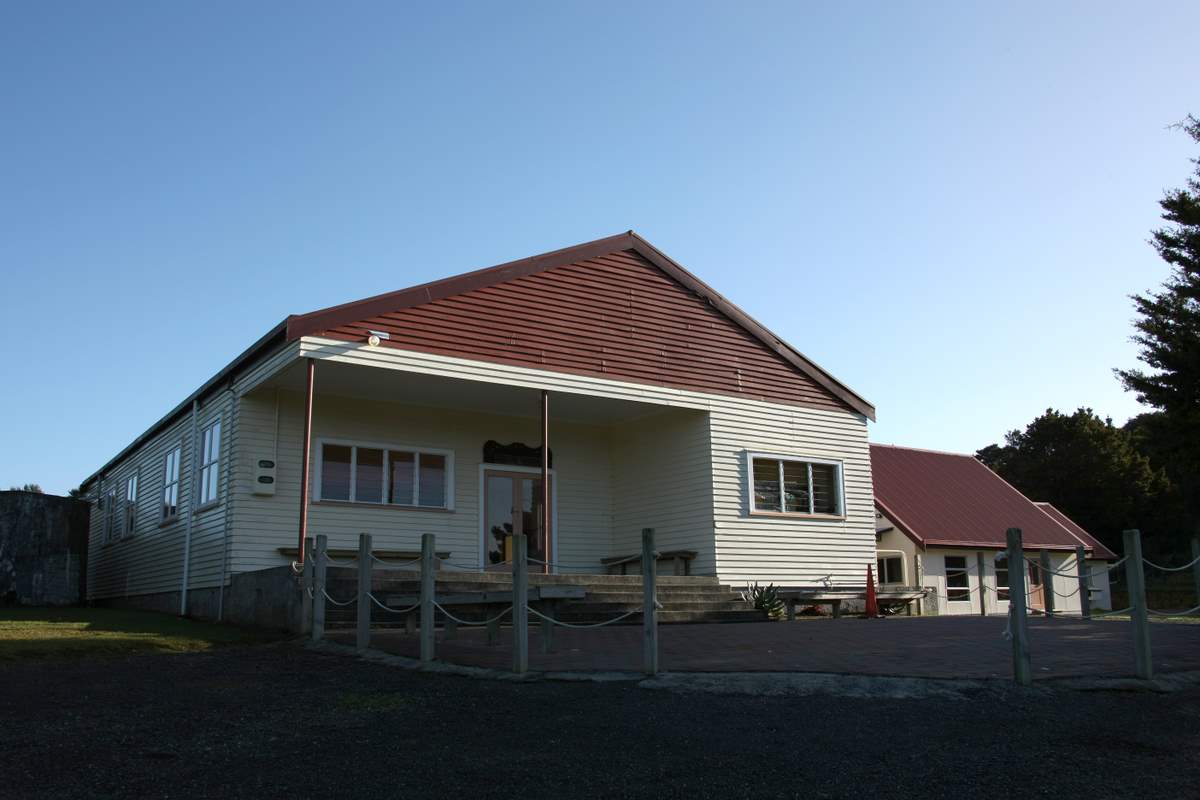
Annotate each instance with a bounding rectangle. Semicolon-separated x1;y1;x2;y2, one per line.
870;444;1109;555
1034;502;1118;561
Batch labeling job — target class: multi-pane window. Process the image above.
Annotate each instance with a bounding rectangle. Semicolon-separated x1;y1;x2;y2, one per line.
320;442;451;508
123;473;138;537
749;454;842;516
103;486;118;542
994;553;1010;601
944;556;970;602
877;555;904;585
198;420;222;506
162;444;181;521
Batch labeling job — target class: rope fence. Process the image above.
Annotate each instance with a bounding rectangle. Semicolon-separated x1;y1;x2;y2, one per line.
302;528;663;676
1142;554;1200;573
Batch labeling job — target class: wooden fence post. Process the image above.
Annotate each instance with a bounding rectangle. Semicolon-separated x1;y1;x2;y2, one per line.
1007;528;1032;686
1124;529;1153;679
643;527;659;676
976;551;987;616
512;533;529;675
311;534;328;642
419;533;435;664
1191;538;1200;612
301;537;314;635
1039;549;1055;619
356;533;372;651
1076;544;1091;620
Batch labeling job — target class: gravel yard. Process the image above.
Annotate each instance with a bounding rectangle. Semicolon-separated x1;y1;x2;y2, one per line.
2;640;1198;800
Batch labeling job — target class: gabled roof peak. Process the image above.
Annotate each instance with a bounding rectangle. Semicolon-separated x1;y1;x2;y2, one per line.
286;231;875;419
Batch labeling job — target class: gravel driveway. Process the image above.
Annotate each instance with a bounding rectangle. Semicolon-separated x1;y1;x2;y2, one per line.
1;641;1196;799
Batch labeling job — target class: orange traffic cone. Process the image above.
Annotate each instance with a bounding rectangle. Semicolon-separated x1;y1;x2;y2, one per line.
865;564;879;618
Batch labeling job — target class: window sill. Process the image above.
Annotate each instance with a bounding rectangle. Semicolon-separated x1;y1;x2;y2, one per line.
195;499;221;516
748;511;846;522
313;499;454;513
159;516;180;529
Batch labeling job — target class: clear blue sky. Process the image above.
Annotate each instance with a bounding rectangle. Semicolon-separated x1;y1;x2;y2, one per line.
2;2;1197;494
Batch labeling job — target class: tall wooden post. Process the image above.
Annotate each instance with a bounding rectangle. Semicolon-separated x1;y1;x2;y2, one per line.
643;527;659;676
419;533;435;664
311;534;327;642
914;553;924;615
297;358;315;564
976;551;987;616
1124;529;1152;679
1039;550;1055;619
1006;528;1032;686
512;533;529;674
540;390;550;575
301;536;314;635
356;533;372;651
1076;544;1091;619
1190;538;1200;612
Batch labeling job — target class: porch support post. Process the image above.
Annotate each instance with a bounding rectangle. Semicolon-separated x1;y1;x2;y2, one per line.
356;533;372;651
541;389;550;575
297;358;315;564
513;533;529;674
642;527;658;676
1006;528;1032;686
1076;544;1091;620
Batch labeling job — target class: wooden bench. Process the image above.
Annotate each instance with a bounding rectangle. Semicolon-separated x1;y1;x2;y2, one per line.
278;546;452;566
778;590;860;619
384;586;585;650
778;587;930;619
601;550;697;576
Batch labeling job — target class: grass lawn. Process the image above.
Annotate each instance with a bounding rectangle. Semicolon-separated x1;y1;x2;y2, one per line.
0;607;277;661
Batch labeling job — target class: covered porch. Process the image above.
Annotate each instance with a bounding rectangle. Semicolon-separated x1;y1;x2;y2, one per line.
239;357;716;577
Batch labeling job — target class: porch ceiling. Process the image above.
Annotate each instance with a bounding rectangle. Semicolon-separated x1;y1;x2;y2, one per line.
259;358;686;424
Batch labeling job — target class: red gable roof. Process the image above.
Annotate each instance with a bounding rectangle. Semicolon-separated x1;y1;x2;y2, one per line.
870;444;1111;556
1034;502;1118;561
285;232;875;420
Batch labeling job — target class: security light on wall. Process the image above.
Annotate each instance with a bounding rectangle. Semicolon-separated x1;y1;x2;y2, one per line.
366;330;390;347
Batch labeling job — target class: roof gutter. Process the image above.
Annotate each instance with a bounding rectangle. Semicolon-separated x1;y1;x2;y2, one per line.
80;320;288;490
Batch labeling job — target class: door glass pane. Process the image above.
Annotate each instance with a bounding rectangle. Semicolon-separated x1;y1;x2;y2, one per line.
485;475;514;566
418;453;446;507
520;477;546;563
356;448;384;503
388;451;414;505
321;445;351;500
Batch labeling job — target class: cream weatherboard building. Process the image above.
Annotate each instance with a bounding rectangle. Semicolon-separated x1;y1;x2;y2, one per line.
870;444;1115;616
80;233;879;626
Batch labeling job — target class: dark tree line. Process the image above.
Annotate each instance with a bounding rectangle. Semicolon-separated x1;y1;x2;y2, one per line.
979;117;1200;557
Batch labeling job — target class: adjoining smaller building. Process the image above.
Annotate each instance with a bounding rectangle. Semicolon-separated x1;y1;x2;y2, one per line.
871;444;1116;616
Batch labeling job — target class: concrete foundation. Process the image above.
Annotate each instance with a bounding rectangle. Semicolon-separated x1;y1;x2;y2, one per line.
94;565;306;633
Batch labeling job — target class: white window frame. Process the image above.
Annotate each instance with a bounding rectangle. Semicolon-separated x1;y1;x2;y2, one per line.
745;451;845;518
944;555;971;603
161;442;182;524
197;417;222;509
123;471;139;538
876;550;906;585
316;438;455;510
